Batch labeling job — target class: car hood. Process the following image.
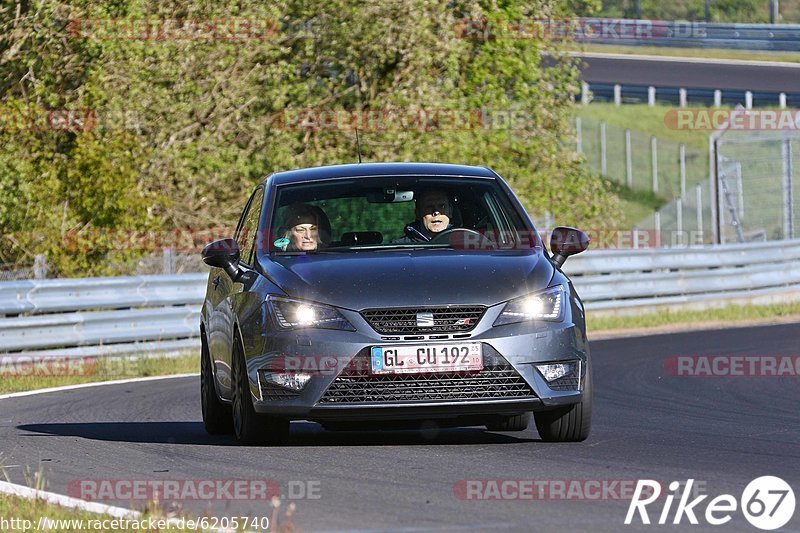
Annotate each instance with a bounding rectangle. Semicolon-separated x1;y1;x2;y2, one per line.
261;249;554;310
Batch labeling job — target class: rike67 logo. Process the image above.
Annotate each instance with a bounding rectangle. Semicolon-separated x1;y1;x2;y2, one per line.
625;477;795;530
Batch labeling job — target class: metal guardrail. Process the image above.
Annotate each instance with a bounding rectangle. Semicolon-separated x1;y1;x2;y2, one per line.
574;19;800;51
564;239;800;313
1;240;799;356
0;274;206;356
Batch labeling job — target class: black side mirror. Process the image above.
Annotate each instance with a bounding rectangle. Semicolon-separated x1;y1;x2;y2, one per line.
550;226;589;268
202;238;241;280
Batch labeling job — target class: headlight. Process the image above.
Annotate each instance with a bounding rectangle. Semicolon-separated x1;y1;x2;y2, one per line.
493;286;565;326
267;296;355;331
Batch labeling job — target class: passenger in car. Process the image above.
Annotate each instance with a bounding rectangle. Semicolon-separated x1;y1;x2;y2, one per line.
280;203;331;251
393;189;454;243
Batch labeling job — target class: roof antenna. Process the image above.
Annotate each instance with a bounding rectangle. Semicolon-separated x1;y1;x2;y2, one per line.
355;127;363;163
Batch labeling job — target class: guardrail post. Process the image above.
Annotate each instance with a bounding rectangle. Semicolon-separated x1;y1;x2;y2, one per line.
736;161;744;218
714;90;722;108
654;211;662;247
679;88;687;108
600;121;607;176
709;135;720;244
651;136;658;194
581;82;590;105
679;144;687;197
33;255;48;279
782;136;795;239
614;84;622;106
625;129;633;188
780;92;787;109
676;198;683;245
745;91;753;110
576;117;582;154
648;86;656;106
696;184;704;240
163;248;174;275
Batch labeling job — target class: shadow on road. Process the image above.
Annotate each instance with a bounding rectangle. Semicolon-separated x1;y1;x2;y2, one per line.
17;421;540;446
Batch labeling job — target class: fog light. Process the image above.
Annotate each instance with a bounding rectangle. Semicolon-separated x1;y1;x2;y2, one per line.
536;361;579;383
263;372;312;391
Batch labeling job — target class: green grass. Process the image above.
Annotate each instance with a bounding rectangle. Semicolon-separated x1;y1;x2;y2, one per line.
0;493;141;533
602;177;668;227
576;102;711;148
588;301;800;332
566;43;800;64
0;491;288;532
0;353;198;395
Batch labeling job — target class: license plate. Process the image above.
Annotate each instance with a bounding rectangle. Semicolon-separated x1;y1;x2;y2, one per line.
370;343;483;375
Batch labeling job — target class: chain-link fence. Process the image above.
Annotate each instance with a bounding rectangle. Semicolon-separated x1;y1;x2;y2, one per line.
577;112;799;246
577;116;709;201
636;180;714;246
714;129;799;243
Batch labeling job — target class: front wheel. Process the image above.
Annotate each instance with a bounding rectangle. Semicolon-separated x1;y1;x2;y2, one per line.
201;333;233;435
534;367;592;442
231;335;289;446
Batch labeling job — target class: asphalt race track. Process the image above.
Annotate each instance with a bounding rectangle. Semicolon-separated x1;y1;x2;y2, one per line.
2;322;799;532
578;54;800;92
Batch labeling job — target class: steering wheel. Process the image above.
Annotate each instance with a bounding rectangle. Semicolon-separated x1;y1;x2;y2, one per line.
429;228;496;248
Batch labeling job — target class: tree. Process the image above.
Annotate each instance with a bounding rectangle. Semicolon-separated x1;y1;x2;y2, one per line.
0;0;621;276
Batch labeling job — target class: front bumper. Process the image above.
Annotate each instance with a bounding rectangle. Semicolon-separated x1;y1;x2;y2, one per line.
245;304;589;422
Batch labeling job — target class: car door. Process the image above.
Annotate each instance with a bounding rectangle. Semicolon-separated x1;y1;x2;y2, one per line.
207;186;264;400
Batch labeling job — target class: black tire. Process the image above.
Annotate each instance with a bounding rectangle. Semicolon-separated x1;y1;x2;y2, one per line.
534;366;592;442
485;412;531;432
200;332;233;435
231;334;290;446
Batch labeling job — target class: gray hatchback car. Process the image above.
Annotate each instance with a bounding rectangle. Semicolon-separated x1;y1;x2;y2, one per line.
200;162;591;445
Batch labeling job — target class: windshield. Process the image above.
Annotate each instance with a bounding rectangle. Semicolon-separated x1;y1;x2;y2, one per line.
268;176;539;254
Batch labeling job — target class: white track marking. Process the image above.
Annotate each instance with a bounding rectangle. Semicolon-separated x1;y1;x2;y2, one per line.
0;480;139;518
0;373;198;401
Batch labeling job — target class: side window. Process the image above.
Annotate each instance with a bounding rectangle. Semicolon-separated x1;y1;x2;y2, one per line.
235;188;264;265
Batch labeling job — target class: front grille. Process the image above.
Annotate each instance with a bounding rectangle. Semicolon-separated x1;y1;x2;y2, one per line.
548;375;579;391
318;355;536;404
361;306;486;334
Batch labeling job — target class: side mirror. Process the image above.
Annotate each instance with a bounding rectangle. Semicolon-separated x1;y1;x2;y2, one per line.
202;238;241;280
550;226;589;268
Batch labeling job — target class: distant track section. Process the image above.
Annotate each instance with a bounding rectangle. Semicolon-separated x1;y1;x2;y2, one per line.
577;52;800;93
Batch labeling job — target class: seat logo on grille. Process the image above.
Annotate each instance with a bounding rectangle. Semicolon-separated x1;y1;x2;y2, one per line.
416;312;435;327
